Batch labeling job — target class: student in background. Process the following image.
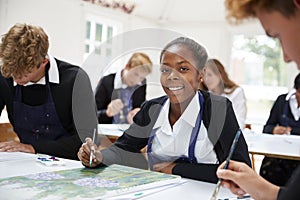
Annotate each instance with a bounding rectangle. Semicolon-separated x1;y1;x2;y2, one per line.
0;23;97;160
263;73;300;135
203;58;247;129
260;73;300;186
78;37;251;183
216;0;300;199
95;52;152;124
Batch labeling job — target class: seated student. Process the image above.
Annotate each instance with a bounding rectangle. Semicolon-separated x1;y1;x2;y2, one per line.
0;23;98;160
95;52;152;124
216;0;300;199
259;73;300;186
203;58;247;129
78;37;251;183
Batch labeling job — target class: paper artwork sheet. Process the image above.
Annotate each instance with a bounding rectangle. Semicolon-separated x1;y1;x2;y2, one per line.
0;164;181;200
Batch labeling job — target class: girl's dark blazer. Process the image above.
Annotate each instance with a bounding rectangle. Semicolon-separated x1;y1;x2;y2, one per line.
100;90;251;183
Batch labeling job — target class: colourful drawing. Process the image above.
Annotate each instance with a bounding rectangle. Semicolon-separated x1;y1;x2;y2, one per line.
0;164;181;200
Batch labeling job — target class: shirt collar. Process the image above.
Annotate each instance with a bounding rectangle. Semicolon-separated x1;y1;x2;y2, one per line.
114;69;126;89
286;89;296;100
13;54;60;86
153;92;200;130
288;89;300;120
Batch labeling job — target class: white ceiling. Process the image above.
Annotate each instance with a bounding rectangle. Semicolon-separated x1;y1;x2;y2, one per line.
132;0;227;23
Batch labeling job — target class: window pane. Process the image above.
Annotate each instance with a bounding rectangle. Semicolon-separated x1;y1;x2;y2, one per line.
86;21;91;39
85;44;90;53
95;24;103;42
107;26;113;43
230;34;288;131
95;46;101;55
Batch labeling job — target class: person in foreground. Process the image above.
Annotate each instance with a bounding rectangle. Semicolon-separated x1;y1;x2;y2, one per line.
0;23;98;160
78;37;251;183
217;0;300;199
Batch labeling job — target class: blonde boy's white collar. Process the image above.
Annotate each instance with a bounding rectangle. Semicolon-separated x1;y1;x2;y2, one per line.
14;54;60;86
114;68;125;89
153;92;200;129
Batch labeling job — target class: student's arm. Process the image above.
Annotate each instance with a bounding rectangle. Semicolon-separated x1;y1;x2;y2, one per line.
95;75;114;123
34;68;98;160
100;133;148;169
100;98;163;169
263;95;286;134
31;134;82;160
173;163;219;183
131;79;147;109
278;165;300;200
290;126;300;135
217;160;279;200
0;73;11;118
171;95;251;183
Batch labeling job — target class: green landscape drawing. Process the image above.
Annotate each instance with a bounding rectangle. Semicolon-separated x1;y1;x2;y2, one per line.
0;164;180;199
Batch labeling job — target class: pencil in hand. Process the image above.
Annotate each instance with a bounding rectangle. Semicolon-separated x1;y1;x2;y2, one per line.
210;129;242;200
89;128;96;167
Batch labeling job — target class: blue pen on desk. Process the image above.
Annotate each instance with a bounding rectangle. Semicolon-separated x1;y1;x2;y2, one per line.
89;128;96;167
210;129;242;200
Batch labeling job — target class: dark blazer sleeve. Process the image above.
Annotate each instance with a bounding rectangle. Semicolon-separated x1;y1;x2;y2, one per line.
0;74;14;123
95;74;115;124
173;92;251;183
263;94;286;134
100;97;165;169
278;165;300;200
132;79;147;109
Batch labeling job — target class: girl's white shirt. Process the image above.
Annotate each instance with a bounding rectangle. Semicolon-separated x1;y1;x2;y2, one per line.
151;93;218;164
286;89;300;121
222;86;247;129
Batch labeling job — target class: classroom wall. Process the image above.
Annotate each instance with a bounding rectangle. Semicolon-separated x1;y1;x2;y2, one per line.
0;0;261;68
0;0;160;66
0;0;85;65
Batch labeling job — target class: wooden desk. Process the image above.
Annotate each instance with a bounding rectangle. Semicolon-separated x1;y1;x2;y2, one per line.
0;152;240;200
0;123;19;142
98;124;129;148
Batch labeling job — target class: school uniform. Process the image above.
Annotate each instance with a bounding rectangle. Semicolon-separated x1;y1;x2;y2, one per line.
95;70;146;124
263;91;300;135
0;55;98;160
261;91;300;186
100;90;251;183
222;86;247;129
278;165;300;199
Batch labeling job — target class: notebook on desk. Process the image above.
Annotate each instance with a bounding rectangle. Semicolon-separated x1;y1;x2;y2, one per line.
0;164;181;200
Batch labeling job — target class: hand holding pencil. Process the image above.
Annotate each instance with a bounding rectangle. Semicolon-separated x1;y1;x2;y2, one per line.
215;129;280;200
210;129;241;200
77;129;103;167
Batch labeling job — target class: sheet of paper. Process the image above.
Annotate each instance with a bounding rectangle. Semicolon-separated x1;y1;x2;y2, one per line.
109;179;188;199
0;164;181;200
0;152;37;162
98;124;130;137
